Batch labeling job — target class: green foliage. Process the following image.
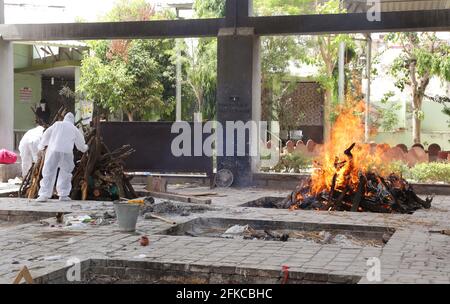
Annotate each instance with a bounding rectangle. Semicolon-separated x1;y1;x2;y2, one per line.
79;56;133;113
193;0;225;18
384;32;450;142
385;33;450;93
387;161;450;184
79;0;176;121
179;39;217;115
409;162;450;184
377;91;401;132
254;0;316;16
387;161;410;177
272;153;313;173
102;0;154;21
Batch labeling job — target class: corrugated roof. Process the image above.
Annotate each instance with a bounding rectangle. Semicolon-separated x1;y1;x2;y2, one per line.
15;40;87;48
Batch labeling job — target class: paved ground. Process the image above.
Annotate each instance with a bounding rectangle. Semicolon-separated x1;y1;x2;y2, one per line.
0;187;449;284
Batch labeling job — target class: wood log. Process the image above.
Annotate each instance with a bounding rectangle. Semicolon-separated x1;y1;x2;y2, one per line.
351;174;366;212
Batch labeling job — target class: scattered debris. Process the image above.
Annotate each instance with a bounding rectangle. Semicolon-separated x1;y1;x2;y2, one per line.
144;213;176;225
64;215;92;227
281;265;289;284
429;230;450;236
140;236;150;247
142;201;209;217
144;191;211;205
56;212;64;224
12;266;34;284
44;255;62;261
223;225;249;236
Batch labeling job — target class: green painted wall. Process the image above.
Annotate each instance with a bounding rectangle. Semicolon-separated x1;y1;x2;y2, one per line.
14;73;42;131
14;44;32;69
13;44;42;131
374;99;450;150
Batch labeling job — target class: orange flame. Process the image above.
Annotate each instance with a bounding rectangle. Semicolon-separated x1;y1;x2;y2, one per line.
310;101;388;195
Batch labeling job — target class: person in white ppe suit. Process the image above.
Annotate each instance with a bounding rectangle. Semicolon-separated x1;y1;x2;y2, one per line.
36;113;88;202
18;124;44;177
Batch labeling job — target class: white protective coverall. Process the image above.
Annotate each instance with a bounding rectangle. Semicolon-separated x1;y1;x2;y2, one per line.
37;113;88;199
18;126;44;177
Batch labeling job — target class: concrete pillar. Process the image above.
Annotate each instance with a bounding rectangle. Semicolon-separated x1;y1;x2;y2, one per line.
216;27;261;187
0;0;15;151
0;0;4;24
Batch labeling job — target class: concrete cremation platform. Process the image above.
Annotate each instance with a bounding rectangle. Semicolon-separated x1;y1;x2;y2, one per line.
0;163;20;183
0;187;449;284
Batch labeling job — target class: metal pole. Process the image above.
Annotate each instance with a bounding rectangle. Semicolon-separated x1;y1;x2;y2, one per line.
175;9;182;121
364;34;372;143
338;41;346;103
176;40;182;121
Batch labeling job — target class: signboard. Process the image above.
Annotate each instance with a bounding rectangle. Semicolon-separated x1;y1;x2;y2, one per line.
78;100;94;125
19;87;33;103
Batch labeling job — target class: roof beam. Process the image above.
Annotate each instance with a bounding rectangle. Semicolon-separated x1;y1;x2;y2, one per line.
0;18;225;41
0;9;448;41
250;9;450;35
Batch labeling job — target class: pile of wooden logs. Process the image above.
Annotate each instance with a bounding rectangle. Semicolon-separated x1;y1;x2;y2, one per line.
19;110;137;201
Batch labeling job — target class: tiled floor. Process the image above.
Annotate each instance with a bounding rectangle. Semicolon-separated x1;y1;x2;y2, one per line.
0;187;449;284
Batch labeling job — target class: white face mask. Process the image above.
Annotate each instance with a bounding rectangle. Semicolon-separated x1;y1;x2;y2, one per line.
40;103;46;111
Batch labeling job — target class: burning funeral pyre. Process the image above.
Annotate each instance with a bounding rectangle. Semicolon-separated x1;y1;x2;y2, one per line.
285;102;432;214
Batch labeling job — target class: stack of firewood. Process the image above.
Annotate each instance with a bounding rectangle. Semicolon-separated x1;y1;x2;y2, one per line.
19;109;137;201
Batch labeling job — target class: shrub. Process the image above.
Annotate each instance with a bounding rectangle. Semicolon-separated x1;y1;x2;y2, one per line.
408;162;450;184
272;153;313;173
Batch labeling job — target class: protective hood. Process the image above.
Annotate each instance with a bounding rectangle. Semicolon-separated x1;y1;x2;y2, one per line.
63;113;75;125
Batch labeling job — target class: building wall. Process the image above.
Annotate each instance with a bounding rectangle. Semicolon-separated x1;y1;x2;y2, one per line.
42;78;75;119
13;44;42;131
371;39;450;150
14;73;42;131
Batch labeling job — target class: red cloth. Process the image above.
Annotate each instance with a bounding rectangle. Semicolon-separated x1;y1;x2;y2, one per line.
0;149;17;164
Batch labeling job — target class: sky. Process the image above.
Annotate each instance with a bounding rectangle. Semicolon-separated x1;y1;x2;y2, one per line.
3;0;191;23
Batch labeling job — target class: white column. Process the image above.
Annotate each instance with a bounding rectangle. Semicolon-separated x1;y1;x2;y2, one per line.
0;0;15;151
0;0;4;24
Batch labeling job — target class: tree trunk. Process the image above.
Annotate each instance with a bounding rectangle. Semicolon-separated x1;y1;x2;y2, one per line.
127;112;134;122
412;94;423;144
412;114;421;144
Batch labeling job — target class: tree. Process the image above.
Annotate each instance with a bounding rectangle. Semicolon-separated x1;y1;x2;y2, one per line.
173;0;224;120
386;32;450;144
78;0;175;121
256;0;352;141
181;39;217;116
193;0;225;18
